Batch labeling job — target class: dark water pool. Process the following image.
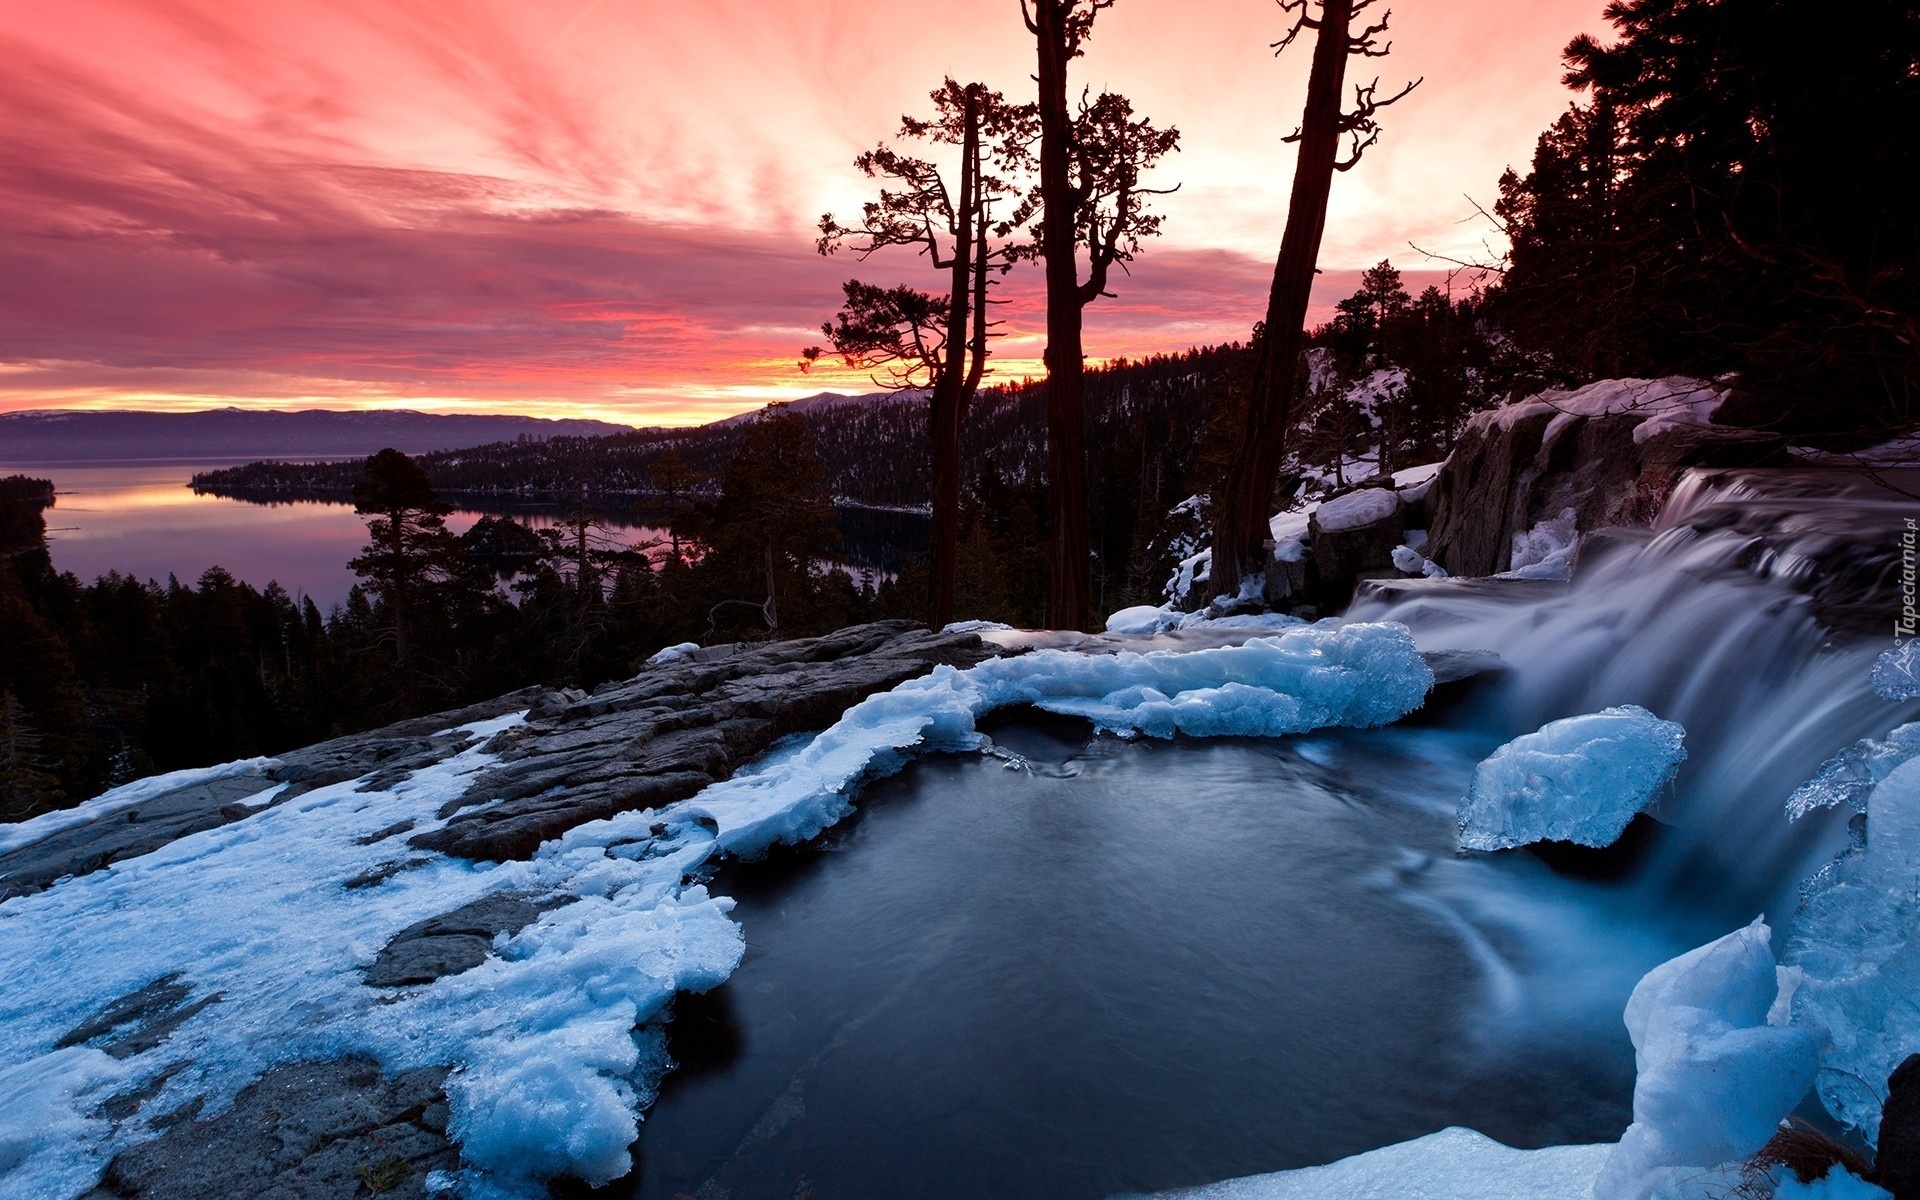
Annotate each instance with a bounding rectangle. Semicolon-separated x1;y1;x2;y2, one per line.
623;720;1722;1200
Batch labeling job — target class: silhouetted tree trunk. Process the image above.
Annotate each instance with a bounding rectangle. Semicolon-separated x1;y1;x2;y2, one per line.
1022;0;1179;630
926;88;982;632
1210;0;1417;603
812;81;1032;630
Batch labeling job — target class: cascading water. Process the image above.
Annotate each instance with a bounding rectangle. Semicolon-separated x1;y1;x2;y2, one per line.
1350;465;1920;914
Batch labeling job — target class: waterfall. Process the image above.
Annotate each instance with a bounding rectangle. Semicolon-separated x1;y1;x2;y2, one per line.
1350;466;1920;913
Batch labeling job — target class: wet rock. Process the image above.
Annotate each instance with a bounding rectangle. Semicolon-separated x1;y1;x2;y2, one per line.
1426;394;1780;578
1878;1053;1920;1198
412;621;994;862
1520;811;1671;882
363;892;545;988
83;1058;455;1200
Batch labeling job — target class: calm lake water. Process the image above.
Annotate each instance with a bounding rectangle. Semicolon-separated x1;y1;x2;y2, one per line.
2;460;672;608
6;460;922;607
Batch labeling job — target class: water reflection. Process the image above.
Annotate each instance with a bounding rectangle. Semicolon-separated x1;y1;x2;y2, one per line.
6;460;922;606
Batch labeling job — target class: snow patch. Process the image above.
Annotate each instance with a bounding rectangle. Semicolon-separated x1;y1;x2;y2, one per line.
1314;487;1400;533
1471;377;1723;443
1138;1127;1610;1199
1457;705;1686;851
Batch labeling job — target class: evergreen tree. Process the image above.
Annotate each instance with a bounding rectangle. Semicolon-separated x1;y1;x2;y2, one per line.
348;449;461;711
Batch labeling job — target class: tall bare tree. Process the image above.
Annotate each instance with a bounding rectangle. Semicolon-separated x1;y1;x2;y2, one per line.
1209;0;1417;604
810;80;1032;630
1020;0;1180;631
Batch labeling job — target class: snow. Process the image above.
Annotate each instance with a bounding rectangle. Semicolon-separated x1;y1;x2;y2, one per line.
1593;917;1819;1200
1792;431;1920;469
1107;605;1175;635
1393;543;1448;579
0;713;745;1198
676;622;1434;857
1472;377;1723;444
1138;1127;1611;1199
1314;487;1400;532
644;642;699;665
1775;1174;1893;1200
942;619;1014;634
0;757;279;857
1497;508;1580;581
0;627;1436;1199
1457;705;1687;851
1786;754;1920;1143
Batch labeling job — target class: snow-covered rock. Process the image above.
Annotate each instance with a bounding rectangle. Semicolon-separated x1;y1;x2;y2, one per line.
1313;487;1401;533
1457;705;1687;851
1308;488;1405;607
1787;754;1920;1142
1424;377;1774;579
1592;917;1819;1200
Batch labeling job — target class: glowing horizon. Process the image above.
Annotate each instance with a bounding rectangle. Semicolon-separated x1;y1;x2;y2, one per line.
1;1;1605;427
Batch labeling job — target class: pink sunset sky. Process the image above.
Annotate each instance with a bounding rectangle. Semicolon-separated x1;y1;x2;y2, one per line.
1;0;1604;426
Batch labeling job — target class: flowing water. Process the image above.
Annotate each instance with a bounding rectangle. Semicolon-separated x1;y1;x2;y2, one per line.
614;471;1917;1198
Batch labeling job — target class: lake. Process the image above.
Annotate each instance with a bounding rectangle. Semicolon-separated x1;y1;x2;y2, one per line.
3;460;924;607
1;459;674;608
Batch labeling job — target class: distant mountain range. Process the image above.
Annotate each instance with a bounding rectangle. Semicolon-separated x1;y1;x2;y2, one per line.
0;407;632;463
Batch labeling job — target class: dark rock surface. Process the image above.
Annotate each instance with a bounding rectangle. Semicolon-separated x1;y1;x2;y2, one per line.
83;1058;455;1200
1306;488;1405;609
0;691;541;901
411;621;994;861
363;893;546;988
58;975;220;1061
1878;1053;1920;1199
1425;397;1780;578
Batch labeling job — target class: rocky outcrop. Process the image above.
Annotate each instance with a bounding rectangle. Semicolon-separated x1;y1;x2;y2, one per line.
1426;379;1782;578
1307;487;1405;601
0;692;540;901
2;622;992;893
410;621;994;861
363;893;547;988
83;1058;456;1200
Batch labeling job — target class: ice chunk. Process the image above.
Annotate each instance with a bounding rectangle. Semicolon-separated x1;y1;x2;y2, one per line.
1457;705;1687;851
1135;1126;1610;1199
1497;508;1579;581
1786;723;1920;820
1314;487;1400;532
1593;917;1819;1200
1786;755;1920;1142
680;623;1434;857
1872;645;1920;701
